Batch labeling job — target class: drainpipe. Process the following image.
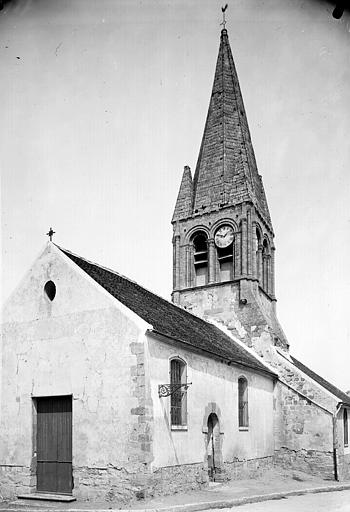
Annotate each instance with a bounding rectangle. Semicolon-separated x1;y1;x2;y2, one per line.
333;402;343;481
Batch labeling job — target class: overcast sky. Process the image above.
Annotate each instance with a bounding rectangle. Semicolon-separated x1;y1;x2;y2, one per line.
1;0;349;391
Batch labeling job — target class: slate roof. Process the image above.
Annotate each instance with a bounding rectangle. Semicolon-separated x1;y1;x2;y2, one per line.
291;355;350;406
58;245;276;377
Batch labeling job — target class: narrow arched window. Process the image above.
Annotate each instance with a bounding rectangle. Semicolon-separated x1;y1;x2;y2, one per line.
262;239;270;293
193;232;208;286
238;377;249;428
170;359;187;427
256;228;262;282
344;409;349;447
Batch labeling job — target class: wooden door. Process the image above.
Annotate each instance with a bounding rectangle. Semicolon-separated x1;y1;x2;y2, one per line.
36;396;72;494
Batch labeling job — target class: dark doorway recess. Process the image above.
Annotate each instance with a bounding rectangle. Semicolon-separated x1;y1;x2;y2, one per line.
207;412;220;481
36;395;72;494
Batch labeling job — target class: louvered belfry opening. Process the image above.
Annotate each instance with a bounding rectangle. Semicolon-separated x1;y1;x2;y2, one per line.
170;359;187;426
193;232;208;286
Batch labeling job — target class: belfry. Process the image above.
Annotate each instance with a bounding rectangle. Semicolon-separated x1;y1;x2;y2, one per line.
172;27;287;353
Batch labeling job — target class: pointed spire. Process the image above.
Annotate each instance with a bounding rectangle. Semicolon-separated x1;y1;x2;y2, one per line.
172;166;193;222
191;28;271;225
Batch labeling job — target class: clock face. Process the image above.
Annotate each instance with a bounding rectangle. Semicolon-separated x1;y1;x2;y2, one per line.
214;225;234;248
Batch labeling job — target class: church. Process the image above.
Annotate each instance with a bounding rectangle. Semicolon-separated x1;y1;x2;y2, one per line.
1;25;349;504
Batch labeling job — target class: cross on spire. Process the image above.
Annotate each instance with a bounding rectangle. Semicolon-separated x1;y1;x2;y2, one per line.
46;227;55;242
221;4;228;30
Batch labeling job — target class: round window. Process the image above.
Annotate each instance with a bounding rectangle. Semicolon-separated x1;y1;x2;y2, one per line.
44;280;56;301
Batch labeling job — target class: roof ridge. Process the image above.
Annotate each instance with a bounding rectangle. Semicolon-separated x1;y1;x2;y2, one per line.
56;243;227;329
290;354;350;405
55;244;139;284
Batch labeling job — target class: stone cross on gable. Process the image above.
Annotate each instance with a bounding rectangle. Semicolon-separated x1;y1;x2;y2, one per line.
46;227;56;242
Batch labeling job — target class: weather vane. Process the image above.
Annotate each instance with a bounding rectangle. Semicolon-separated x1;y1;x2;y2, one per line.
46;227;55;242
221;4;228;30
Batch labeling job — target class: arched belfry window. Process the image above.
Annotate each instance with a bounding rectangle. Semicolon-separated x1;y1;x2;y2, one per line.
344;408;349;447
215;225;234;282
256;228;262;282
170;358;187;427
262;238;270;293
192;231;208;286
238;377;249;428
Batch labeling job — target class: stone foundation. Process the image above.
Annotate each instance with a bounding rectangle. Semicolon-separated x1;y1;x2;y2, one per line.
224;456;274;480
0;463;208;504
337;453;350;481
0;465;34;500
73;466;149;503
273;447;334;480
149;463;208;496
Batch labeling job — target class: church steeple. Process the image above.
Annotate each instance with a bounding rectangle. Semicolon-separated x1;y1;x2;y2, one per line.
171;26;288;352
172;29;271;227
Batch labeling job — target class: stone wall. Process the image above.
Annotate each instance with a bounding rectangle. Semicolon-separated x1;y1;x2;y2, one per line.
271;356;339;481
72;466;149;503
71;463;207;502
273;447;334;480
224;455;274;480
338;453;350;481
150;463;208;496
274;380;333;453
0;466;34;500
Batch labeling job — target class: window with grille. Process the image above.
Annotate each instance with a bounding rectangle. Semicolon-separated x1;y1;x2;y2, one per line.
238;377;249;428
170;358;187;427
344;408;349;447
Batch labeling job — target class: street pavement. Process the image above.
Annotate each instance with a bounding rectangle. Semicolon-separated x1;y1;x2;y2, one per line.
208;489;350;511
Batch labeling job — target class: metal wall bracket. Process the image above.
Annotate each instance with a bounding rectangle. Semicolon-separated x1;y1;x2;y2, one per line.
158;382;192;398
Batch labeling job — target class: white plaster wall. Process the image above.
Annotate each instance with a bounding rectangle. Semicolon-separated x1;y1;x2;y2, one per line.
0;244;145;469
146;334;274;468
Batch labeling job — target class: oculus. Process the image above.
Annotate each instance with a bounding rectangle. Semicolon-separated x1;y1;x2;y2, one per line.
44;280;56;301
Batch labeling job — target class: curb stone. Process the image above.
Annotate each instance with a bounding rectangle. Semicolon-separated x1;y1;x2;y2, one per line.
1;484;350;512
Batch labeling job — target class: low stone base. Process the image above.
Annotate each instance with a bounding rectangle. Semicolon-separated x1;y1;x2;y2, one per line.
273;447;334;480
150;463;208;497
72;463;209;502
0;466;35;500
224;456;274;480
0;463;208;504
336;453;350;481
73;466;147;503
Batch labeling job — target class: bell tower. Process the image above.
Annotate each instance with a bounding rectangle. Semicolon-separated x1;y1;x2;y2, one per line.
171;28;288;353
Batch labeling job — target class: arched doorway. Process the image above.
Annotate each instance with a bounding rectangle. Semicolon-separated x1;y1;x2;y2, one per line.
207;413;220;481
